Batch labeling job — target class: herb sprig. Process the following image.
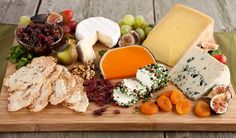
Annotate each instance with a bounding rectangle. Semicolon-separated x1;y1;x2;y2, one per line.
7;45;33;69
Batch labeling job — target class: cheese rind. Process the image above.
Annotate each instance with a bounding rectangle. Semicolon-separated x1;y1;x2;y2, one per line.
168;46;231;100
143;4;214;66
75;17;120;62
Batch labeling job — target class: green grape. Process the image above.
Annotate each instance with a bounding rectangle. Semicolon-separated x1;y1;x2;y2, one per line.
141;20;149;29
19;16;31;26
133;15;145;29
122;14;135;26
118;21;126;27
144;26;152;36
135;28;145;40
120;25;132;36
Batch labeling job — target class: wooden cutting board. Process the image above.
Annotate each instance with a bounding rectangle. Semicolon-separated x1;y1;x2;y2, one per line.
0;43;235;132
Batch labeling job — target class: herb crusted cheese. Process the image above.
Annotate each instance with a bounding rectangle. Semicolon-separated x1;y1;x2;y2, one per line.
120;79;148;98
113;87;138;107
136;64;168;91
112;64;169;107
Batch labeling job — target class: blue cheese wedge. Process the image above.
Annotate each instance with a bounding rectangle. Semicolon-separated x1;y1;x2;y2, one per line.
113;87;138;107
136;64;168;91
168;46;231;100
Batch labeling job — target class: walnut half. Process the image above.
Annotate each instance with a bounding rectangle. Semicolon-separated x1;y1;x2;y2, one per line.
69;61;96;80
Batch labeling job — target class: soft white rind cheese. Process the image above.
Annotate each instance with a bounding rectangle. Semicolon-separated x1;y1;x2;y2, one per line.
75;17;120;62
168;46;231;100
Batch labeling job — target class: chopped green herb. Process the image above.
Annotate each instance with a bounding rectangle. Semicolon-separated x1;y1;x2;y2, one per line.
7;45;33;69
98;50;107;57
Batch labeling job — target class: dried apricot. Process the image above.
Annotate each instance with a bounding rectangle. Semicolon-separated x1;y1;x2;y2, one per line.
160;90;173;98
170;90;184;105
157;95;172;112
194;101;211;117
176;99;192;115
140;101;158;115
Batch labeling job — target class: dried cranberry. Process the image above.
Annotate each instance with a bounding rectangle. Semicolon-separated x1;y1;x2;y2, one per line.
16;23;62;53
113;109;120;114
84;77;114;106
93;107;108;116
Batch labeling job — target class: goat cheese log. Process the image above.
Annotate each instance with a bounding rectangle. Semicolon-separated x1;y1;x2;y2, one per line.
136;64;168;91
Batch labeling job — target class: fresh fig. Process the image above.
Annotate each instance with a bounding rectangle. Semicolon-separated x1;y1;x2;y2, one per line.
208;85;232;100
31;14;48;24
198;42;219;52
118;33;135;47
46;12;63;25
210;93;229;114
130;30;140;44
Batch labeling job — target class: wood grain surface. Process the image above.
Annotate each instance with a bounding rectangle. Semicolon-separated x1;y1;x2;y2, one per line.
38;0;155;24
1;0;236;137
0;0;40;24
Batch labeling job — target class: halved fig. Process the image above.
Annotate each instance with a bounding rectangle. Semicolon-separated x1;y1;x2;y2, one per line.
130;30;140;44
210;93;229;114
198;42;218;52
118;33;135;47
208;85;232;100
46;12;63;25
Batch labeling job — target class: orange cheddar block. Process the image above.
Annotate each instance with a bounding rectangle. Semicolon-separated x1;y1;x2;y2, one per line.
100;45;156;80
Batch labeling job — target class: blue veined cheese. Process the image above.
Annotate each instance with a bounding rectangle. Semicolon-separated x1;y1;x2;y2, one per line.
112;87;138;107
168;46;231;100
136;64;168;91
119;79;148;98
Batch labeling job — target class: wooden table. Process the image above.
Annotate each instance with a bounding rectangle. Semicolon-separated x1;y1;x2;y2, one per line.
0;0;236;137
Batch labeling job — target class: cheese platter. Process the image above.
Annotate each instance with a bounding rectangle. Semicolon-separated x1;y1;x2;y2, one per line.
0;4;236;132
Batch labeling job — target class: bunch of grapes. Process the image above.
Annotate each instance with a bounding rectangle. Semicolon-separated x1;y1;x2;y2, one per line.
119;15;153;41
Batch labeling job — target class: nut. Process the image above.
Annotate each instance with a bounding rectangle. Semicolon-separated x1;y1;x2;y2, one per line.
69;61;96;80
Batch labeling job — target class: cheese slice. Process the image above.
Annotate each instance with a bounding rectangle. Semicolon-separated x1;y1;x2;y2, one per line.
112;87;138;107
136;64;168;91
168;46;231;100
75;17;120;62
121;79;148;98
143;4;214;66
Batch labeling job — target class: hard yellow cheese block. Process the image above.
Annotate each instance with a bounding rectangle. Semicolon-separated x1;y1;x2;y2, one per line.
143;4;214;66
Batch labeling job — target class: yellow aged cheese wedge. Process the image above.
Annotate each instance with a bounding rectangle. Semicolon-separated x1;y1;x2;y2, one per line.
143;4;214;66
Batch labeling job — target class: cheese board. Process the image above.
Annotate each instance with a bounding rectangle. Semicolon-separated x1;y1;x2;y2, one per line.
0;42;235;132
0;4;236;132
